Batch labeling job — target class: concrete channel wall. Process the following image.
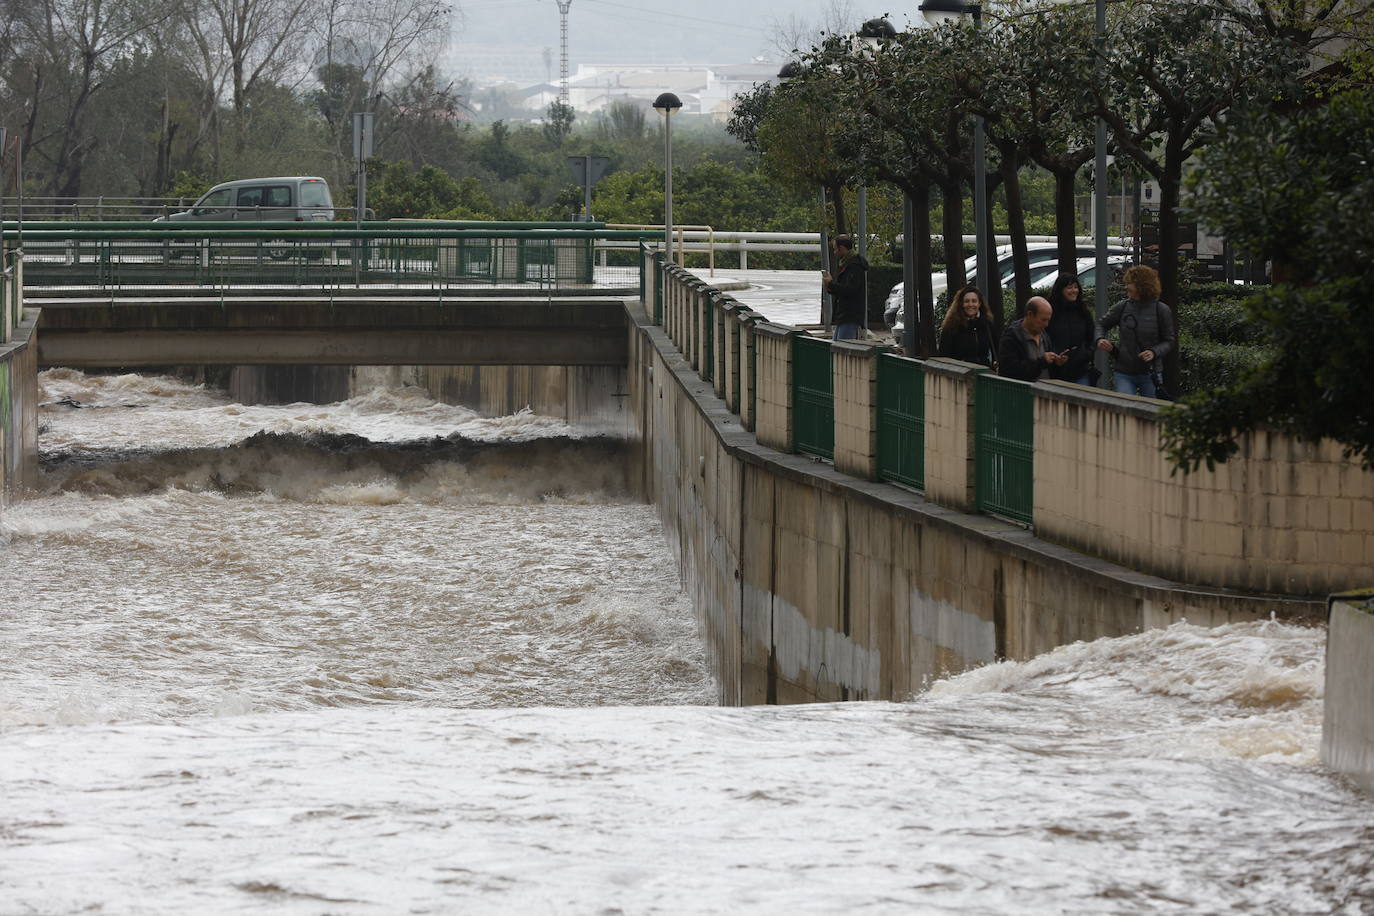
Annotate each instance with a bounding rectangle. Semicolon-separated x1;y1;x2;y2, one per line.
635;252;1369;705
0;311;40;504
1324;591;1374;794
230;364;632;436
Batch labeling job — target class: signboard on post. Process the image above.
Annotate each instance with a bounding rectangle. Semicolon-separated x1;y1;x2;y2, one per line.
353;113;374;225
566;155;611;221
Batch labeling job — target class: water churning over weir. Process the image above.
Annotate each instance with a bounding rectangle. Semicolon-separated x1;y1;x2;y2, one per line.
1;370;1371;913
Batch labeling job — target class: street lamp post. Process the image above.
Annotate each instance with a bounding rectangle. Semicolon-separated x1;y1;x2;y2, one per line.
1092;0;1110;386
856;18;898;267
653;92;683;264
920;0;991;302
775;62;833;323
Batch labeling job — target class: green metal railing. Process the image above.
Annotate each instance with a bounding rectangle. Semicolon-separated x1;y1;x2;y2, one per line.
793;335;834;460
5;223;658;292
876;354;924;489
975;372;1034;525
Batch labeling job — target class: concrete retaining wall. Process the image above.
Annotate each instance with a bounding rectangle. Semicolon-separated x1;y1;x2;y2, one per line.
226;364;630;436
650;248;1373;602
1034;383;1374;596
628;297;1322;705
0;310;41;504
1323;592;1374;795
354;365;631;435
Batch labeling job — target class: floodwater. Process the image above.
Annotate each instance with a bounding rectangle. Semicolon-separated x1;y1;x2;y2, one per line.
1;370;1371;914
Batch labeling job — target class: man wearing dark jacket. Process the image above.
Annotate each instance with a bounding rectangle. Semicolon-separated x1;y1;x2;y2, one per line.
999;297;1069;381
822;235;869;340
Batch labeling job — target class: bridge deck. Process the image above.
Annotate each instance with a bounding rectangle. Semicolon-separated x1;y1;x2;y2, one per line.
32;293;633;368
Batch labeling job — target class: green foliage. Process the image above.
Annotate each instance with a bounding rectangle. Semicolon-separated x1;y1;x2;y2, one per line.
365;161;496;220
1176;330;1272;394
543;101;576;146
1162;88;1374;471
165;171;211;201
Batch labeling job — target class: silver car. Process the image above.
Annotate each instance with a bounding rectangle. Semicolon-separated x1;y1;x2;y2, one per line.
156;176;335;260
158;176;335;222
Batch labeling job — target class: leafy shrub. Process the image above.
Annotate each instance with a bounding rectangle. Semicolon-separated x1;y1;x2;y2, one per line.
1177;330;1272;395
1176;297;1269;346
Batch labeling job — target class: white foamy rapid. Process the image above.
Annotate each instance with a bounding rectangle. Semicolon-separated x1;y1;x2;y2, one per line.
2;371;1371;914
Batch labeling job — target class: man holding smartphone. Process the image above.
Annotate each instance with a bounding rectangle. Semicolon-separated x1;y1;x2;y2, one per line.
821;235;869;341
999;296;1071;381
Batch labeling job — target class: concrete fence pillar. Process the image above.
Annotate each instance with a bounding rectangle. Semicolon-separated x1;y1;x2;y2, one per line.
722;301;743;412
832;339;888;480
920;358;983;512
753;322;799;452
1323;591;1374;795
684;281;697;370
670;270;684;349
712;293;729;400
644;250;659;322
739;311;762;432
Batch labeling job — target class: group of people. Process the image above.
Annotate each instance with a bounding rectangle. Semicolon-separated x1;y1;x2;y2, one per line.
940;263;1175;398
823;234;1176;398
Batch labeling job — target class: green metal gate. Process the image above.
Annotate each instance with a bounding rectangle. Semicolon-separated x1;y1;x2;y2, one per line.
975;373;1034;525
793;335;834;459
876;354;924;489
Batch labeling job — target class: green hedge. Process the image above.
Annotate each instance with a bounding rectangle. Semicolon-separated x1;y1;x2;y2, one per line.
1178;330;1272;395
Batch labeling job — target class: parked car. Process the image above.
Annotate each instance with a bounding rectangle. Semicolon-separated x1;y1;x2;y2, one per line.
155;176;335;260
1024;254;1131;291
886;243;1131;342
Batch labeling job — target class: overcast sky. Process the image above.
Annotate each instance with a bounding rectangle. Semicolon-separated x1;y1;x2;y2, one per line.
450;0;917;80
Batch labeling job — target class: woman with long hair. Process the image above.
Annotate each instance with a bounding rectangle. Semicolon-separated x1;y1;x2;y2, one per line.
1094;264;1177;398
937;285;996;369
1046;273;1096;385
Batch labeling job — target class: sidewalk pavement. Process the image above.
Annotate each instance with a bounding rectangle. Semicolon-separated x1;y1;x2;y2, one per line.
686;267;899;345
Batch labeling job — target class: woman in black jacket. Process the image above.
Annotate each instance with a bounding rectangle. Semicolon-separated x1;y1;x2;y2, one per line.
1046;273;1096;385
937;285;996;369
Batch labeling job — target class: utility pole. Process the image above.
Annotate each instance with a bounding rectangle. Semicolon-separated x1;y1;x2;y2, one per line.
555;0;573;106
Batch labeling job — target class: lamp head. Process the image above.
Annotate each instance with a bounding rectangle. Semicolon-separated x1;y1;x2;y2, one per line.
859;18;897;40
919;0;980;25
653;92;683;115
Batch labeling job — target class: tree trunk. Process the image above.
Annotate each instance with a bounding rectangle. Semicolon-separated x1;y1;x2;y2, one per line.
1158;146;1185;396
997;148;1028;331
1053;167;1079;273
829;180;849;240
941;179;966;294
914;183;937;357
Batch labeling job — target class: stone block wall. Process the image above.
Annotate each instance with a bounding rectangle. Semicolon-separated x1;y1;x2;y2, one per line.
1034;383;1374;596
921;358;982;511
753;323;797;453
832;340;884;480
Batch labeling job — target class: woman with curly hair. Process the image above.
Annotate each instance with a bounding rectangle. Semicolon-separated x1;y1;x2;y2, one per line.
1095;264;1176;397
937;285;996;369
1046;273;1096;386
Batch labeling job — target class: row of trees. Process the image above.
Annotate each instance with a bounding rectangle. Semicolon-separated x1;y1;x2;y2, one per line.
0;0;451;198
727;0;1362;353
729;0;1373;468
